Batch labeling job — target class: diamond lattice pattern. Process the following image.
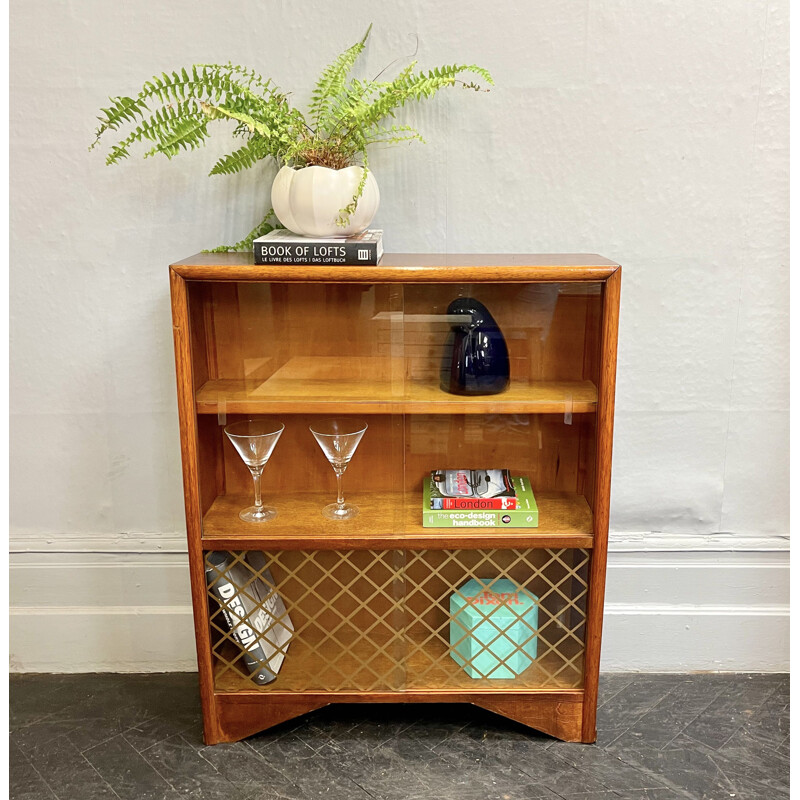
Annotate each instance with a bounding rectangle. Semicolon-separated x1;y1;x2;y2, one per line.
206;548;589;693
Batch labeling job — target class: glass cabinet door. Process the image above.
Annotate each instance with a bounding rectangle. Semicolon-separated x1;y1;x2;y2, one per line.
186;281;406;543
189;279;602;692
400;282;601;691
401;281;602;504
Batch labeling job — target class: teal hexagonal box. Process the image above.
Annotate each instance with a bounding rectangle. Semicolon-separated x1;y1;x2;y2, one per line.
449;578;539;679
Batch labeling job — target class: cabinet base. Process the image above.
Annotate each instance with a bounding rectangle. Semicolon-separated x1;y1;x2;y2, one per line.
207;690;590;745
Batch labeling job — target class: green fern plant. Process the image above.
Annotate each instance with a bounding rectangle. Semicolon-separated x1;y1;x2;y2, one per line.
90;26;493;250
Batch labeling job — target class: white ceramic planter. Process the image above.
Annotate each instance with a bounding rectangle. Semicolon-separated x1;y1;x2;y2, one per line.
271;165;380;238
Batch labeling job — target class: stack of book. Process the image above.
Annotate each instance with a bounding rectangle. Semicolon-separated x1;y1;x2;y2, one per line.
422;469;539;528
253;229;383;265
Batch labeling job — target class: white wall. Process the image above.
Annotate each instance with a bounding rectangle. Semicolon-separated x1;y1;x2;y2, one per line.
10;0;788;672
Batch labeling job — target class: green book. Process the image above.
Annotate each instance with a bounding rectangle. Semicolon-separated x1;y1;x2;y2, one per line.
422;476;539;528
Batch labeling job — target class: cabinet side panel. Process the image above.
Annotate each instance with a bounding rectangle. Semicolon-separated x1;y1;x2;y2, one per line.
581;268;621;742
188;285;225;517
208;283;246;379
578;293;602;509
170;269;220;744
197;416;224;517
576;416;597;509
188;283;211;386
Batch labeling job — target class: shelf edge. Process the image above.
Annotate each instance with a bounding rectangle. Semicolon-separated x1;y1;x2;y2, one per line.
214;688;585;699
200;534;595;551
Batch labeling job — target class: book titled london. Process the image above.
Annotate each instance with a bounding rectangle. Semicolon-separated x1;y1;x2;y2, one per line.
253;229;383;265
428;469;518;510
422;475;539;528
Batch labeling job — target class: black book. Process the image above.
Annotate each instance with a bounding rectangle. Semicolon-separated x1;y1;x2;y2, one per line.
204;551;294;685
253;229;383;265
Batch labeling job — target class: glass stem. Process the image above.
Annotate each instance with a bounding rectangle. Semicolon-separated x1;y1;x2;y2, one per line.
251;468;263;510
336;471;344;507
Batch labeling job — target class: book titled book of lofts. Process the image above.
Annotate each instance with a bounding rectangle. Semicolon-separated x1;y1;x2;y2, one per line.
429;469;518;510
253;229;383;265
423;475;539;528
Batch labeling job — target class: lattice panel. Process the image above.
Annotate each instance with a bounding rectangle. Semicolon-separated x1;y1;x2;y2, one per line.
206;548;588;693
404;549;588;690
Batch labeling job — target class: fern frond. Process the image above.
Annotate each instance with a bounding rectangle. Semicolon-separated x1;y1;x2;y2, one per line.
195;62;276;96
204;208;283;252
325;63;415;137
309;24;372;133
337;63;493;139
208;138;271;175
336;150;369;227
362;124;425;146
91;65;282;153
104;101;208;165
201;103;274;138
143;117;210;159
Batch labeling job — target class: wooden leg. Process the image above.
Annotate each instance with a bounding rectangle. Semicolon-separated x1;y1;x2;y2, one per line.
211;695;329;745
474;695;588;743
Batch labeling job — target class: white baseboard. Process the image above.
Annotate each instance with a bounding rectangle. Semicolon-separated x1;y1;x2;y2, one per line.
601;604;788;672
9;605;198;672
9;532;789;674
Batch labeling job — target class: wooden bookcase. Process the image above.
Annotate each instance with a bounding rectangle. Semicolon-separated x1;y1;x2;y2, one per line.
169;253;621;744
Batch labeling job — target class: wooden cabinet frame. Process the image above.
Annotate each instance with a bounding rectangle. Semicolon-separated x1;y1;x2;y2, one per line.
170;254;620;744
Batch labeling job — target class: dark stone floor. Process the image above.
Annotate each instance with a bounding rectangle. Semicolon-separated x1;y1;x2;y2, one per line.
10;673;788;800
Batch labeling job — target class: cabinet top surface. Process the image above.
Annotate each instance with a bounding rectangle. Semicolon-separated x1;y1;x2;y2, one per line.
170;252;620;282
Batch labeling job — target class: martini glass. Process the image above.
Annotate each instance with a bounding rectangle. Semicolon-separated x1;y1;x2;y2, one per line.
224;419;284;523
309;418;368;520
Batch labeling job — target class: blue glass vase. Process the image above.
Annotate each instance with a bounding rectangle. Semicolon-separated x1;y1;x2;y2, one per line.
440;297;510;395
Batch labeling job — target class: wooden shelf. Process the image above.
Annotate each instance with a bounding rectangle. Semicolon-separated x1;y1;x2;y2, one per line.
201;490;594;550
196;359;597;415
